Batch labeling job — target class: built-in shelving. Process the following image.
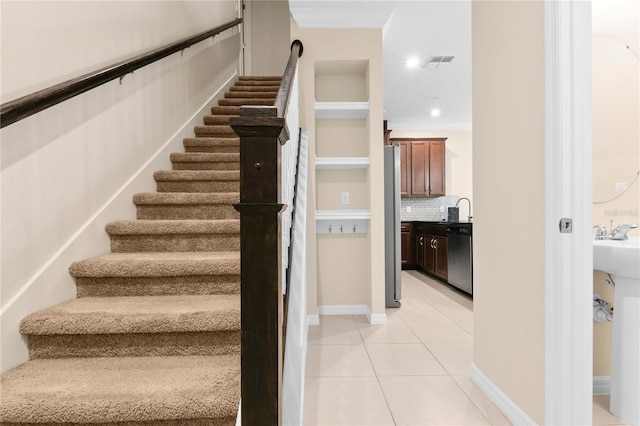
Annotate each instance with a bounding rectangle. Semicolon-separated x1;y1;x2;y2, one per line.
316;209;371;220
315;101;369;119
315;210;370;234
315;157;370;169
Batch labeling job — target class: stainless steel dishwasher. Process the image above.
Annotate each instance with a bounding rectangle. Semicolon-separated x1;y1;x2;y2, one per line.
446;224;473;296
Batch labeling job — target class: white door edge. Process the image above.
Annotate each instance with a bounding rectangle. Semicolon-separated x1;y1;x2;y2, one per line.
544;1;593;424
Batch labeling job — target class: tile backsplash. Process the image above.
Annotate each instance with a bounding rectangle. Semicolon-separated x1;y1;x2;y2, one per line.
401;195;460;221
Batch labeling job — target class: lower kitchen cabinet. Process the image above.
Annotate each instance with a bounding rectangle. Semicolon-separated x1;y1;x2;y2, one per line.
413;223;448;281
401;222;414;269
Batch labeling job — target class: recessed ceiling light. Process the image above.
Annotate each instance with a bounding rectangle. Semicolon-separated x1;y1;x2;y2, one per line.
430;108;441;117
406;56;420;69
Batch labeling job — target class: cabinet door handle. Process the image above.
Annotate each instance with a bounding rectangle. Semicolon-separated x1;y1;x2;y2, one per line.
433;239;437;249
419;236;424;246
429;185;432;193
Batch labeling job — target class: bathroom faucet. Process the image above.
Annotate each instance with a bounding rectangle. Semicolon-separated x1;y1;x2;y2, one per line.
608;223;638;240
456;197;472;222
594;222;639;240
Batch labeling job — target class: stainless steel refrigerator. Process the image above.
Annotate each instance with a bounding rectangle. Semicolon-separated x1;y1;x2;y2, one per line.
384;145;401;308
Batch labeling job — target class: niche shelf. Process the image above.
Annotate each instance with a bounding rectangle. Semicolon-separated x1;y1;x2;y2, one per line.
315;210;370;234
315;101;370;119
315;157;370;169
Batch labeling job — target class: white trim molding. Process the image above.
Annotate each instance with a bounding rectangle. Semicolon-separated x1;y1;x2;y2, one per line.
307;314;320;326
544;1;593;425
316;304;387;324
470;364;537;426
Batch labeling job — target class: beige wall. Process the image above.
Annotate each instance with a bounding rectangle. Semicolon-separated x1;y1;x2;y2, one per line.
390;129;473;204
472;1;546;423
290;22;385;317
592;13;640;375
248;0;291;76
1;0;240;371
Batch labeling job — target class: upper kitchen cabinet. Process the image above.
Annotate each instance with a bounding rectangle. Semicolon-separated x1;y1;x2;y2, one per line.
392;138;446;198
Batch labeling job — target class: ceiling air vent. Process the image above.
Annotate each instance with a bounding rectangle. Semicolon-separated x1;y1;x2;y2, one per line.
424;55;455;70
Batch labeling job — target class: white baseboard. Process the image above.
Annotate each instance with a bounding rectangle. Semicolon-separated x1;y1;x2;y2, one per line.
0;73;237;373
470;363;537;425
316;305;387;325
307;314;320;326
593;376;611;395
366;311;388;325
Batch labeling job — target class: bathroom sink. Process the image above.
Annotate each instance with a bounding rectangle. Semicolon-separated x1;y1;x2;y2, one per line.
593;236;640;425
593;236;640;279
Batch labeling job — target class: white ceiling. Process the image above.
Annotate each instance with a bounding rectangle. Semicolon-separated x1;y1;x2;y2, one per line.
289;1;472;130
289;0;639;131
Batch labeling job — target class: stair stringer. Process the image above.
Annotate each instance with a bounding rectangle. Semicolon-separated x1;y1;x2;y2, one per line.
0;73;238;373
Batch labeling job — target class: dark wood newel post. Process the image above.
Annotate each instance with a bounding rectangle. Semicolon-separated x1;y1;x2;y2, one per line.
231;106;289;426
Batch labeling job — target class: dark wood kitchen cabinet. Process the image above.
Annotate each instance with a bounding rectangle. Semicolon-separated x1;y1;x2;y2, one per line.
393;138;446;198
401;222;414;268
414;223;425;270
414;223;448;281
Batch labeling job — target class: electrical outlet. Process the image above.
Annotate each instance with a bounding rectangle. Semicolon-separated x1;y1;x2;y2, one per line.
341;192;350;205
406;206;412;213
440;206;445;213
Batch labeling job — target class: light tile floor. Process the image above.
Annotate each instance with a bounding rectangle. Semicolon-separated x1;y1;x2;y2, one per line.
303;270;628;425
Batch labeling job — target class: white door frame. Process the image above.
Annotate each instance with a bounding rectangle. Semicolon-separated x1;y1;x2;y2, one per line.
544;1;593;424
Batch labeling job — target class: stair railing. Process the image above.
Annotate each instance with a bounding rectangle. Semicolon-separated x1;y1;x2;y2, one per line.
230;39;303;426
0;18;242;128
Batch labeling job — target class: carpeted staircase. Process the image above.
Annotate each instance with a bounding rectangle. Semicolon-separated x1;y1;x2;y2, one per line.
0;76;282;425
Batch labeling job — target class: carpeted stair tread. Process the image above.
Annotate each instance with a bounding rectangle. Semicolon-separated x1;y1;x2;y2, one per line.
154;170;239;181
20;294;239;335
69;251;239;278
106;219;239;235
0;355;239;424
106;220;240;253
133;192;239;205
211;105;241;115
183;137;239;154
194;125;237;138
133;193;239;220
171;153;239;170
203;115;236;125
224;91;277;99
229;86;279;93
238;75;281;81
217;98;274;106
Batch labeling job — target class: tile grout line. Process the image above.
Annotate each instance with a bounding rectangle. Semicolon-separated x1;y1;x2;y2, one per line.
358;318;399;426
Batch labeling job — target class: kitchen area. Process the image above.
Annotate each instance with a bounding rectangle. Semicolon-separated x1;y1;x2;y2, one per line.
384;123;474;308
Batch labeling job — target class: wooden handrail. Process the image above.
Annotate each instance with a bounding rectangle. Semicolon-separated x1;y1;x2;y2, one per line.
230;39;303;426
0;18;243;129
274;40;303;119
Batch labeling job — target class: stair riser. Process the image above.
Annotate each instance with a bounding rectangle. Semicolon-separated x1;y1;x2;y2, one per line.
76;275;240;298
184;146;239;154
194;129;237;138
28;331;240;359
136;204;239;220
233;84;281;90
203;116;235;125
172;162;239;171
224;92;276;99
156;181;239;193
110;234;239;253
211;106;240;115
218;99;274;106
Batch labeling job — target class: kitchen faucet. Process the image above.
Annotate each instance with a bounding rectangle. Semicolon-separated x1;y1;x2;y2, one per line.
456;197;472;222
